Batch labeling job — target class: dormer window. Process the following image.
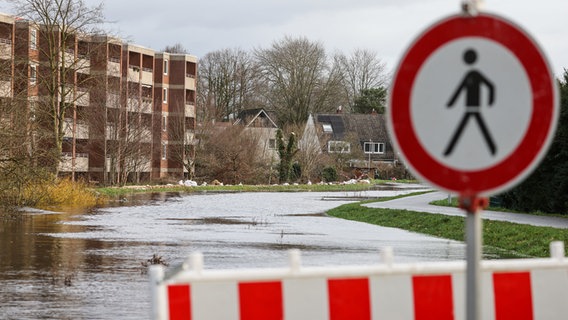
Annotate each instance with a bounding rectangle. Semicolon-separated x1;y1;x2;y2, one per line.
364;142;385;154
322;123;332;133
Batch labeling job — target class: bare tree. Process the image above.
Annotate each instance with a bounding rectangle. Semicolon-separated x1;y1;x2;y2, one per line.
197;48;257;122
164;96;195;181
0;51;58;206
196;125;263;185
334;49;388;111
163;43;188;54
254;36;344;127
296;116;324;182
9;0;104;176
95;81;152;186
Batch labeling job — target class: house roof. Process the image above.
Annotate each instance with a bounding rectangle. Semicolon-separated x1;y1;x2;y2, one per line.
315;113;389;143
233;108;278;128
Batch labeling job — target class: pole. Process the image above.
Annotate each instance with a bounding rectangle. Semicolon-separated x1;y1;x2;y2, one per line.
368;139;372;173
458;0;485;316
149;265;167;320
460;195;487;320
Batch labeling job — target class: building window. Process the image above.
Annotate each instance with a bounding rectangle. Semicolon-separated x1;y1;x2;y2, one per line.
162;115;167;131
163;59;168;75
29;101;37;121
30;29;37;49
162;143;167;160
29;65;37;84
364;142;385;154
322;123;332;133
328;140;350;153
163;88;168;103
268;138;276;150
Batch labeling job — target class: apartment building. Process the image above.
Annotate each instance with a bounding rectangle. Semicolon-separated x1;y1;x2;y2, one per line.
0;12;197;184
154;52;197;180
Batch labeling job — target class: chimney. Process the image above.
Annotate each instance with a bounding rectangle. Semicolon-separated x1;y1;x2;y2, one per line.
336;105;343;113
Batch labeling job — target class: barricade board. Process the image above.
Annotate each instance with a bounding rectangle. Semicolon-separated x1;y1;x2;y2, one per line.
149;246;568;320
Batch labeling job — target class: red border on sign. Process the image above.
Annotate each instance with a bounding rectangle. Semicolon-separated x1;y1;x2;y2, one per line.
389;13;557;195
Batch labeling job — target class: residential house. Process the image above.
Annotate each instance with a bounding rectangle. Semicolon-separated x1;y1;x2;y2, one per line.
301;111;397;178
233;108;279;162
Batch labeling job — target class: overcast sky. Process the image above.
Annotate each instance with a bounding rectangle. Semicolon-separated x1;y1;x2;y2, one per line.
1;0;566;77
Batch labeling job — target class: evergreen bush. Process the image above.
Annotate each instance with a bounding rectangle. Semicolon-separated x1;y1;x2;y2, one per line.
322;166;338;182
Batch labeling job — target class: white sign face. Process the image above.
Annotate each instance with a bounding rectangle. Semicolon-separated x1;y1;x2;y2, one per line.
388;13;558;195
411;38;532;171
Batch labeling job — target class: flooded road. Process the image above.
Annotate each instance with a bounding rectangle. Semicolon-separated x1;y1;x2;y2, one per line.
0;189;465;319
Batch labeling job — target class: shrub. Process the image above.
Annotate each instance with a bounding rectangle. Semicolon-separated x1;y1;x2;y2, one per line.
322;166;338;182
24;179;103;209
290;162;302;182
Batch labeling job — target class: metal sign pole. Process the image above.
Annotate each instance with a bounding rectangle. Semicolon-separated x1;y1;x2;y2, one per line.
461;196;487;320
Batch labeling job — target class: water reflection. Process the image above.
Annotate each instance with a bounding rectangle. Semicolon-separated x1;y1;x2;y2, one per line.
0;189;464;319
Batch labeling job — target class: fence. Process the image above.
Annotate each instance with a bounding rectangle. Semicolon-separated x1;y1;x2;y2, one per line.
149;242;568;320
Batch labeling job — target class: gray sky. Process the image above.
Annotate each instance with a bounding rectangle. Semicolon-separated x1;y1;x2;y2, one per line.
2;0;567;77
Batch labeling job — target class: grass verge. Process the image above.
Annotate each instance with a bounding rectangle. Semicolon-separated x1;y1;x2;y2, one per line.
327;199;568;258
430;197;568;218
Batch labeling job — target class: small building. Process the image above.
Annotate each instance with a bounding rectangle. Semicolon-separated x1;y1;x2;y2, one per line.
233;108;279;162
301;111;398;179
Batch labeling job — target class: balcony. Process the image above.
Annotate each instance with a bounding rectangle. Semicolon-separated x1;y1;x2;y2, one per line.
106;93;120;108
127;97;152;114
127;97;138;112
62;91;74;103
141;98;152;113
107;59;121;77
141;67;153;85
63;51;75;68
185;103;195;118
76;122;89;139
59;152;89;172
141;128;152;143
122;154;151;172
63;119;89;139
128;65;140;82
76;89;89;106
106;124;117;140
139;157;152;172
61;88;89;105
77;56;90;74
185;76;195;90
184;131;195;144
0;80;11;97
0;38;11;58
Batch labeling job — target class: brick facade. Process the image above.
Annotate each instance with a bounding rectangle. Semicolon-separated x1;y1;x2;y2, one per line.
0;13;197;184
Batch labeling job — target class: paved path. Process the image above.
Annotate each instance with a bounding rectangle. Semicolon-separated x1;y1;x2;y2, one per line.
364;190;568;229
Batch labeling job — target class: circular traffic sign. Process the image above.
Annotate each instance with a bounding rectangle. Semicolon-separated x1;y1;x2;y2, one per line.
388;13;558;196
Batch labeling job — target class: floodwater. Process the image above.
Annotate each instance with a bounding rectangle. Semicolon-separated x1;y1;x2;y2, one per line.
0;189;465;319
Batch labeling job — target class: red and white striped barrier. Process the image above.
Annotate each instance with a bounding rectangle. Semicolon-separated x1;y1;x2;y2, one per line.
150;242;568;320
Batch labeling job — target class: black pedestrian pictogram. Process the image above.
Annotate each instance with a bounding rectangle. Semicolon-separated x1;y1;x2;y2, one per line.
444;49;496;156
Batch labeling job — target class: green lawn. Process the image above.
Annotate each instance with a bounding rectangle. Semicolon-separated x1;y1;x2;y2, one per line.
327;194;568;259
